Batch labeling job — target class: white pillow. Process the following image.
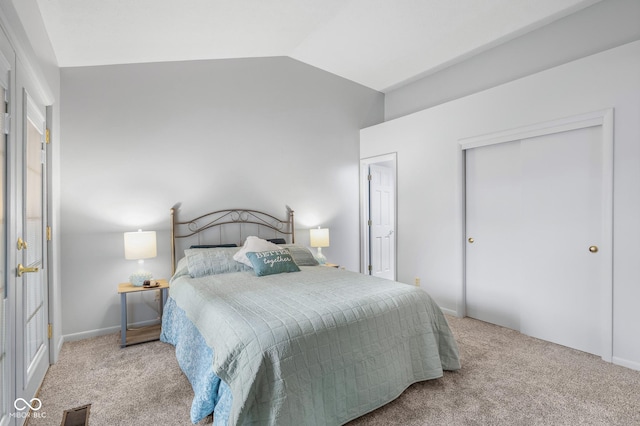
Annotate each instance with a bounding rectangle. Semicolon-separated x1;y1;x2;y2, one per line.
233;236;281;267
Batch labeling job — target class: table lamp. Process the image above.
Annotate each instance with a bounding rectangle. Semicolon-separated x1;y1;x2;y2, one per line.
124;229;157;286
310;227;329;264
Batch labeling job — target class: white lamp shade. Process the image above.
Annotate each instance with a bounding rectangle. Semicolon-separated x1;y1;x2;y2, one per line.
124;230;157;260
310;228;330;248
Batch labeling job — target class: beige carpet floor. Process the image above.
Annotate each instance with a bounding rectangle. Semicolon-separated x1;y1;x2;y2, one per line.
29;316;640;425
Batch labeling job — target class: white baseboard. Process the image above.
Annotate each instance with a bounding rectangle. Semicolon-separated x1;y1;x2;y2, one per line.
63;325;120;342
612;356;640;372
440;307;458;317
62;319;161;343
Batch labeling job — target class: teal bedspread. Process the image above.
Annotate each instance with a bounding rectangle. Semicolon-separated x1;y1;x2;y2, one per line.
169;266;460;425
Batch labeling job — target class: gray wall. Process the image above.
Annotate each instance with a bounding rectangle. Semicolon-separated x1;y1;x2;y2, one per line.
385;0;640;120
60;57;383;339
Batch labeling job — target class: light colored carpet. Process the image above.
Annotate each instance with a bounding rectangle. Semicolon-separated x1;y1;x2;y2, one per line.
30;316;640;425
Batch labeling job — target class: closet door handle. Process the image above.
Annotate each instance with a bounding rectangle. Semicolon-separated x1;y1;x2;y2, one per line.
468;237;474;243
589;245;598;253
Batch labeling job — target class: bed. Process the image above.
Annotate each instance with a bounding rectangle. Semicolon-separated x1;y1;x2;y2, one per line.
160;206;460;425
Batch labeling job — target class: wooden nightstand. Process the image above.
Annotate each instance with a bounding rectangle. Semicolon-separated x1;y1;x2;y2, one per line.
118;279;169;348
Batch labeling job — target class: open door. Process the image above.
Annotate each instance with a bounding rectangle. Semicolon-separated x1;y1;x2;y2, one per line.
0;23;53;426
361;154;396;280
15;88;49;416
0;43;11;426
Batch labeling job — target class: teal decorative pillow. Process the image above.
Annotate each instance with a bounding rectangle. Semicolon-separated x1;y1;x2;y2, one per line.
246;249;301;277
185;247;252;278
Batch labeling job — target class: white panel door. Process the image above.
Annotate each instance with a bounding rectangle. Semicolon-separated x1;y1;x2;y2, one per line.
465;120;609;357
369;164;395;280
15;89;48;413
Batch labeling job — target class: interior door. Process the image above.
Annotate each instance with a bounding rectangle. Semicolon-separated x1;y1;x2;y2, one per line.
369;163;395;280
465;119;609;357
15;89;48;408
0;54;10;426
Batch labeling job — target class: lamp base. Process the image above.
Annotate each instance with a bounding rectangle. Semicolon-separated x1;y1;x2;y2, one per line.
314;248;327;265
129;271;153;287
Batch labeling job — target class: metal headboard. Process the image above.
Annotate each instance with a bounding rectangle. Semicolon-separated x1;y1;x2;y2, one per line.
170;206;295;273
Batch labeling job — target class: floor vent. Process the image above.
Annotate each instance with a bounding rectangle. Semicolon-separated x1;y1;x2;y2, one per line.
61;404;90;426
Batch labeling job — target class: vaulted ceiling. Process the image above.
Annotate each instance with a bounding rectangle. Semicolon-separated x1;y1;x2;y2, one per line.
35;0;599;92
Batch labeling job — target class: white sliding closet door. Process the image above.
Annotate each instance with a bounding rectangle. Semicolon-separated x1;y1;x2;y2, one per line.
519;126;604;355
464;111;612;359
465;141;522;331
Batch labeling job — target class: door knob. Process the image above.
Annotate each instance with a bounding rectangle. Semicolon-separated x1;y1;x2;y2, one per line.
468;237;474;243
17;264;39;277
17;237;27;250
589;245;598;253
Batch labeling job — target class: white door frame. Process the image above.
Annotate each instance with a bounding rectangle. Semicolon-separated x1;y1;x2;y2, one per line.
360;153;397;279
459;109;614;362
0;38;14;426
